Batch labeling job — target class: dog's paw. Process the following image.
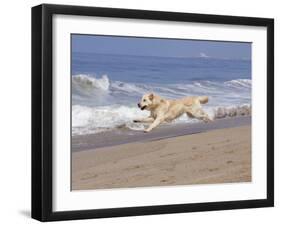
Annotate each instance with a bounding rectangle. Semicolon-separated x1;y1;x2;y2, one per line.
144;129;150;133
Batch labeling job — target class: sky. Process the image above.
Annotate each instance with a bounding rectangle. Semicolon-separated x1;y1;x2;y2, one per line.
72;34;251;60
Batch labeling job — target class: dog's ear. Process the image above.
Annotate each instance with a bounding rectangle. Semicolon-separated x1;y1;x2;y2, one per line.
149;93;154;101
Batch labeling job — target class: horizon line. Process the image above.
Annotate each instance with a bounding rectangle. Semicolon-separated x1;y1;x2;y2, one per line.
72;51;251;61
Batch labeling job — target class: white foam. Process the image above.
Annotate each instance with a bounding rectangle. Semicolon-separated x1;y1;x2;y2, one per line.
72;103;251;135
72;105;149;135
213;104;251;119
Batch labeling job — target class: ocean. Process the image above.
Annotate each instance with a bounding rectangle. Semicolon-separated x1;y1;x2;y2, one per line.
72;52;251;135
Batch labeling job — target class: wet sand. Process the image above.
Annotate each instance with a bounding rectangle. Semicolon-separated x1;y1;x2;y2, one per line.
72;117;251;190
72;116;251;152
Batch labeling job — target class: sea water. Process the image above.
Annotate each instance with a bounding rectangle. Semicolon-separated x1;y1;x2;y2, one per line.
72;52;251;135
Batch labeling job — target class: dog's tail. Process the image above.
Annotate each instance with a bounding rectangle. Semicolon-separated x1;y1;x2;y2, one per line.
198;96;209;104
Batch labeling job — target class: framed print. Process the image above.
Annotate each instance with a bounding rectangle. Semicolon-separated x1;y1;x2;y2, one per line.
31;4;274;221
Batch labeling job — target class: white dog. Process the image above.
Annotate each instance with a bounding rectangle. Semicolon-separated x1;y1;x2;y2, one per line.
134;93;212;132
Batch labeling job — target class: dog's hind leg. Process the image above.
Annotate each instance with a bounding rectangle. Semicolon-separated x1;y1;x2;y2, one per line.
186;107;212;123
194;109;213;122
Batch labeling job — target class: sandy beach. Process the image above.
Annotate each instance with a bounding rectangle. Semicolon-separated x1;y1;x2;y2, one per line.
72;117;251;190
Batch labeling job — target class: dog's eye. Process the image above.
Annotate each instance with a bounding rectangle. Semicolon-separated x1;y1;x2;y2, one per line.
143;99;146;102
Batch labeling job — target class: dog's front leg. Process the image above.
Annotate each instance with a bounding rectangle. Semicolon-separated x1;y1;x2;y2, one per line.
144;117;163;133
133;117;154;123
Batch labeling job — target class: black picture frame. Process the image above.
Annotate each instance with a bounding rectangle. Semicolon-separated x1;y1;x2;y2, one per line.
32;3;274;222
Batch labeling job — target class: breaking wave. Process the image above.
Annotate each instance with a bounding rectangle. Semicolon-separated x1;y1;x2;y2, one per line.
72;74;251;102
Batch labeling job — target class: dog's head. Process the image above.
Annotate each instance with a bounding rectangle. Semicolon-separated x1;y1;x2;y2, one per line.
137;93;161;111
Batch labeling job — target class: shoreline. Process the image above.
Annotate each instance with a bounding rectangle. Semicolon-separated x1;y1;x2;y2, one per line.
72;116;251;152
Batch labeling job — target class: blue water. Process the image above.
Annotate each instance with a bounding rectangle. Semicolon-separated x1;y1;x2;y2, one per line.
72;52;251;135
73;52;250;84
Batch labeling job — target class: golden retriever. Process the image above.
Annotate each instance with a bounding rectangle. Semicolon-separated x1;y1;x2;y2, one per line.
134;93;212;132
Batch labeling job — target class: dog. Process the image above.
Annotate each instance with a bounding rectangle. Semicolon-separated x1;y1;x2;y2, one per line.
134;93;212;132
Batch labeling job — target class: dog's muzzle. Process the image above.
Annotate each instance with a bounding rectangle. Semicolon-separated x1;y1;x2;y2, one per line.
138;103;146;110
